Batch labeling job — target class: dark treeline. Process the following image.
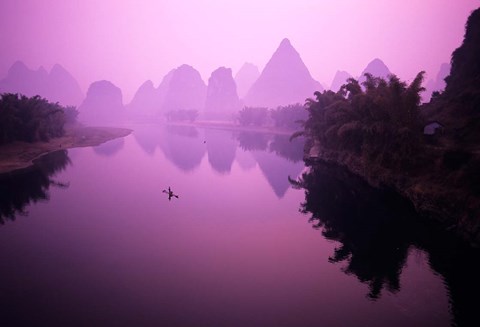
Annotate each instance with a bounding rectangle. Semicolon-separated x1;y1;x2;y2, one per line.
295;72;426;169
295;7;480;246
0;93;78;145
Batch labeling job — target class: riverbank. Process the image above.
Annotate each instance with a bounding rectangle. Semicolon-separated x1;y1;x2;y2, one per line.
306;145;480;248
0;125;132;175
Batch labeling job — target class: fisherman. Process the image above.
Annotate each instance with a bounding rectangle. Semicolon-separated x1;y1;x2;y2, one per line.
162;186;179;200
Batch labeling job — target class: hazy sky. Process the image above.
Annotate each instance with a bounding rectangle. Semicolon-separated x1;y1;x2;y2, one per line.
0;0;478;102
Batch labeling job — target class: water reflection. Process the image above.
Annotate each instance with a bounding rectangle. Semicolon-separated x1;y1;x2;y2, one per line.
205;129;237;173
0;150;71;224
132;125;305;197
294;161;480;326
236;131;269;151
93;138;125;156
158;125;206;171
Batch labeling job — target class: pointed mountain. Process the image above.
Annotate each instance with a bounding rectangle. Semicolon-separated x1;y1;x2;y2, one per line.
234;62;260;99
205;67;240;119
78;80;125;124
358;58;391;84
244;38;323;108
330;70;353;92
47;64;84;106
128;69;177;117
128;80;159;116
162;65;206;112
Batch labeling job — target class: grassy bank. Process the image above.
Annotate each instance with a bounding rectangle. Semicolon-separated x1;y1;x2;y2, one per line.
0;124;132;175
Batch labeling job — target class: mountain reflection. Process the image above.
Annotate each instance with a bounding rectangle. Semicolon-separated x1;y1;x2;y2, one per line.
236;131;305;198
158;125;206;172
294;161;480;326
205;128;237;174
133;125;305;197
0;150;71;224
93;138;125;156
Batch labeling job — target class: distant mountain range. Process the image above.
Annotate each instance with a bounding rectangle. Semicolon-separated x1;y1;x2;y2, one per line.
0;61;84;106
2;42;431;123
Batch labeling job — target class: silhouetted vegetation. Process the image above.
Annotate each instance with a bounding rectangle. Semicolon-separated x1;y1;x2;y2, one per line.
0;150;71;224
296;7;480;247
0;93;78;145
297;72;426;169
292;161;480;326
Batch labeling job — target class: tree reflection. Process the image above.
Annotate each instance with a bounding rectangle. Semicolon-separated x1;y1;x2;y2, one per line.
293;161;417;299
269;134;304;163
294;161;480;325
236;131;269;151
0;150;71;224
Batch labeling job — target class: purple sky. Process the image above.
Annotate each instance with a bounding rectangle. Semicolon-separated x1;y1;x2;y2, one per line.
0;0;478;102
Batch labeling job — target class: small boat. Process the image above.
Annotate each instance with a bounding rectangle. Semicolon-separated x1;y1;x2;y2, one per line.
162;186;179;200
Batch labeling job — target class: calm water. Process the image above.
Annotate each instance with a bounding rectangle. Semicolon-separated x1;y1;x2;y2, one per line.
0;124;478;327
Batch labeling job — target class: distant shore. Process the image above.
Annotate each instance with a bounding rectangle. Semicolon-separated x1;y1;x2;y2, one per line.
0;124;132;175
167;120;297;136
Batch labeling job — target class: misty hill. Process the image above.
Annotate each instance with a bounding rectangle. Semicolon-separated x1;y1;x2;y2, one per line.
162;64;206;112
127;69;176;117
78;80;125;124
330;70;353;92
244;38;323;108
127;80;159;116
0;61;84;106
423;63;450;102
234;63;260;99
204;67;241;118
358;58;391;84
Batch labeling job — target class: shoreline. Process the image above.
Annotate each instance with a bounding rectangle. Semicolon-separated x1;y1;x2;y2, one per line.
305;147;480;248
167;120;297;136
0;125;132;176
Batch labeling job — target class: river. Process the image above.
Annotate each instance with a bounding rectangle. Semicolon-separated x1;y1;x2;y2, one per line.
0;123;478;327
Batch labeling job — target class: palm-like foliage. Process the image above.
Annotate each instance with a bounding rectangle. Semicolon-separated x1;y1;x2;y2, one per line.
301;72;426;168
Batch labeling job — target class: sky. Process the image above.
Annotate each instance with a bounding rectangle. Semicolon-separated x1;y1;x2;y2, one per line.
0;0;478;102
